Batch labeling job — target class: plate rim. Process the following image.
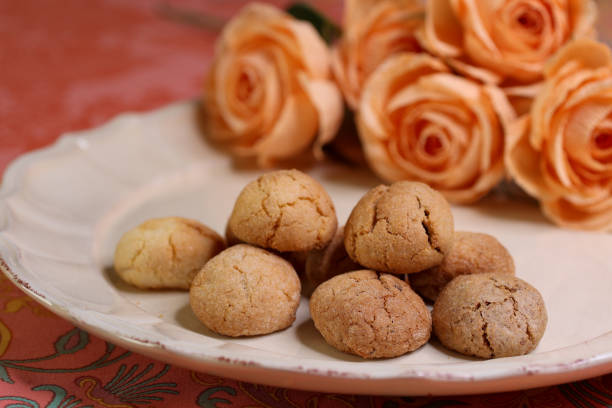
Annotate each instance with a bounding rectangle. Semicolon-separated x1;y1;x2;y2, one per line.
1;101;611;396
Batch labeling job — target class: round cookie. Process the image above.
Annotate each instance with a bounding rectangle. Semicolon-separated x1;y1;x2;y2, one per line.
310;270;431;359
228;169;337;252
304;226;360;296
432;273;547;359
189;244;301;337
410;231;515;301
113;217;226;289
344;181;454;274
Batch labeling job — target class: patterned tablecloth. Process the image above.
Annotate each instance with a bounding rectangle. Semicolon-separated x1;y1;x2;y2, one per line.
1;1;611;406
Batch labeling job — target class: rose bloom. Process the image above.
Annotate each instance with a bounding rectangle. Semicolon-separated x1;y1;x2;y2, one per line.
331;0;424;110
418;0;597;85
203;3;343;167
506;39;612;231
357;53;515;204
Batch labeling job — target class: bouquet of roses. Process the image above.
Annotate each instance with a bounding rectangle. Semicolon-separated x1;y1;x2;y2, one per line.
201;0;612;232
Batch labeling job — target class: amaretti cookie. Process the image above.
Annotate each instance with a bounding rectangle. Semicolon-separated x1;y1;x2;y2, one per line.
227;169;337;252
304;226;360;295
113;217;226;289
432;273;547;359
310;270;431;359
344;181;454;274
410;231;515;301
189;244;301;337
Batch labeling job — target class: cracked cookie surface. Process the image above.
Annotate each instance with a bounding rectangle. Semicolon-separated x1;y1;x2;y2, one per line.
113;217;226;289
344;181;454;274
410;231;515;301
432;273;547;359
189;244;301;337
309;270;431;359
228;169;337;252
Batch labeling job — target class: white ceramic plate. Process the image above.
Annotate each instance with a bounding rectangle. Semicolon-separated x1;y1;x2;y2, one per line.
1;101;611;396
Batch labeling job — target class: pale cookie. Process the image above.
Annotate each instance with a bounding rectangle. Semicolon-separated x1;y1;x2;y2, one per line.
113;217;226;289
310;270;431;359
304;226;360;296
432;273;547;359
189;244;301;337
344;181;454;274
410;231;515;301
228;169;337;252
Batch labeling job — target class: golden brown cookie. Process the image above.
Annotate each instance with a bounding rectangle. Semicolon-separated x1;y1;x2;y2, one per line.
224;221;243;247
410;231;515;301
113;217;226;289
432;273;547;359
310;270;431;359
344;181;454;274
189;244;301;337
303;226;360;296
228;169;337;252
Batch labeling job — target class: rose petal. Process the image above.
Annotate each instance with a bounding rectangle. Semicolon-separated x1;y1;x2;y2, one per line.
461;0;500;55
545;38;612;78
220;3;286;46
505;81;543;96
247;91;318;167
568;0;598;38
531;68;599;149
551;112;573;188
214;54;250;135
564;101;612;173
543;196;612;231
420;0;463;57
334;0;424;110
298;74;344;159
241;52;283;133
344;0;422;29
360;53;449;139
419;72;481;101
420;73;501;172
446;58;503;84
505;115;551;199
484;84;517;134
286;19;330;78
564;74;612;109
443;160;505;203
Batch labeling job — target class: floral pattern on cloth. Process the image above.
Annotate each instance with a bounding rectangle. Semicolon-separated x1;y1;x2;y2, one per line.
0;0;611;406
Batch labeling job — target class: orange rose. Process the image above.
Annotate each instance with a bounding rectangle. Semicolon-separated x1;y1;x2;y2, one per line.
331;0;424;110
357;53;515;204
506;39;612;231
419;0;597;84
203;3;343;167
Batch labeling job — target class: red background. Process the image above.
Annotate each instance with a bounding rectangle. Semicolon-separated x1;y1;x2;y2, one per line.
0;1;611;406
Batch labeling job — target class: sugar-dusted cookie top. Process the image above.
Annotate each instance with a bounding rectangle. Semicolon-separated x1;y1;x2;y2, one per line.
189;244;301;337
410;231;515;301
228;169;337;252
344;181;454;274
113;217;225;290
310;270;431;359
432;273;547;359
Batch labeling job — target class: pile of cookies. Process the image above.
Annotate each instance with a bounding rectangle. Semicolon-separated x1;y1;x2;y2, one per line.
113;169;547;360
